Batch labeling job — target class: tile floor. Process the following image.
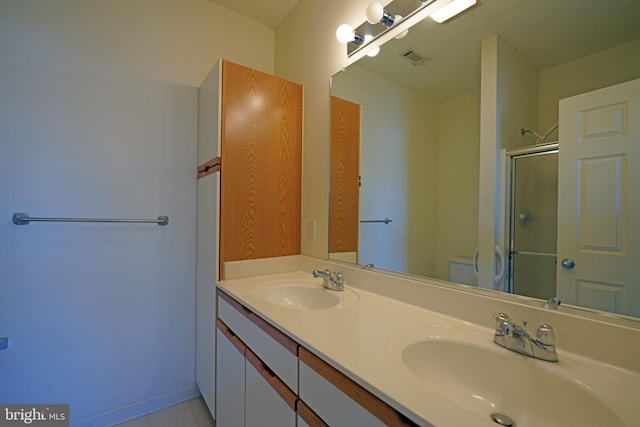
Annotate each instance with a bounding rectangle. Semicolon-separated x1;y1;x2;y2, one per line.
114;397;215;427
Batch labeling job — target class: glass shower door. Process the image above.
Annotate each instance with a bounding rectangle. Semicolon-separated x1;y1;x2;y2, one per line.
507;146;558;300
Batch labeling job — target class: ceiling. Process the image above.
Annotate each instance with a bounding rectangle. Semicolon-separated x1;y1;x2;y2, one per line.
351;0;640;101
208;0;300;28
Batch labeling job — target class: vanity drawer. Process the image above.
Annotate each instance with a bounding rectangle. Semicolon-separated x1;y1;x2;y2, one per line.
217;288;299;392
299;347;417;427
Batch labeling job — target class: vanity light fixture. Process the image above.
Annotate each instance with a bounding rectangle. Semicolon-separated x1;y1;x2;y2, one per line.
429;0;477;23
366;3;395;27
336;23;365;45
366;3;408;39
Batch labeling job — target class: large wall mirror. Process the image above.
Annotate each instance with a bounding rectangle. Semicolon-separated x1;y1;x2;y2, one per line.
329;0;640;321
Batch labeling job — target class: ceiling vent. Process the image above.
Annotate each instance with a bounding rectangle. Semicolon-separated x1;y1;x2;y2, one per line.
401;49;430;66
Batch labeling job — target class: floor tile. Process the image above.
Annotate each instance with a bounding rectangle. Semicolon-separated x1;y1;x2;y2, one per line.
113;397;214;427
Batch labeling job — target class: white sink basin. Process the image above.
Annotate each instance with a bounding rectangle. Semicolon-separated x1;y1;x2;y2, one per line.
255;279;359;310
388;325;638;427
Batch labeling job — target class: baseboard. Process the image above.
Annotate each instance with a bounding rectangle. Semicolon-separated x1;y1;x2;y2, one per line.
72;384;201;427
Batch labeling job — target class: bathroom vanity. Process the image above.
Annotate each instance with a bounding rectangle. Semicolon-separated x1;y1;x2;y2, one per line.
214;257;640;427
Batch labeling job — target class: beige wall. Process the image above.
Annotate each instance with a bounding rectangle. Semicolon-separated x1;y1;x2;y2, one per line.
0;0;274;423
435;91;481;280
1;0;275;85
274;0;483;274
497;37;540;151
538;38;640;141
332;65;439;275
275;0;372;259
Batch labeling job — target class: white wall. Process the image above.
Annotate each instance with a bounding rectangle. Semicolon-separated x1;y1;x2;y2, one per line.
0;1;274;424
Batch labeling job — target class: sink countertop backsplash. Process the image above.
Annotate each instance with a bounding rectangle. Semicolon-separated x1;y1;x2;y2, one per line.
219;255;640;426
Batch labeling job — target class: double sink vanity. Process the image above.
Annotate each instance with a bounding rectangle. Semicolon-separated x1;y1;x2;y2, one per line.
215;256;640;427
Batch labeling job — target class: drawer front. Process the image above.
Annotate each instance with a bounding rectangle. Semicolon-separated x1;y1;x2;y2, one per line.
299;360;385;427
299;347;417;427
217;289;298;392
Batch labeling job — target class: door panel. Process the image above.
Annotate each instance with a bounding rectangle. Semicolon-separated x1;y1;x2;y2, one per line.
557;78;640;317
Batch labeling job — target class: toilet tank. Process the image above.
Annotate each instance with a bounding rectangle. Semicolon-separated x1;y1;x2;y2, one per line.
449;257;477;286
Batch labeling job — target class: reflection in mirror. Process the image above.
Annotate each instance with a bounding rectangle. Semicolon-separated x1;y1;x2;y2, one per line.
329;0;640;320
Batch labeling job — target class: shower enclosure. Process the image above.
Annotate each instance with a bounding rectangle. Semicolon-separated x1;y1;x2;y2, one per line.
506;143;558;300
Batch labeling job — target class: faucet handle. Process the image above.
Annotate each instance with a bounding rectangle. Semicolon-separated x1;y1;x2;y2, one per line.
493;313;511;335
536;324;556;345
495;312;510;321
494;312;510;327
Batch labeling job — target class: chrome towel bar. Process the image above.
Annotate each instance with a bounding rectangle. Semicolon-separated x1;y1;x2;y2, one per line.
360;217;392;224
12;212;169;226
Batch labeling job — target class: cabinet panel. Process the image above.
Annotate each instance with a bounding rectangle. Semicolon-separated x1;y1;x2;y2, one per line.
217;289;299;392
297;400;328;427
196;62;222;418
216;323;246;427
220;60;302;267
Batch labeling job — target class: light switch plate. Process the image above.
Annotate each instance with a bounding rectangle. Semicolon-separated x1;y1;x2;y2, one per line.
306;220;316;240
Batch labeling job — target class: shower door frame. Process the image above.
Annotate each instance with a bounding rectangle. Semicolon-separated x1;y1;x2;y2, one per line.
505;142;559;295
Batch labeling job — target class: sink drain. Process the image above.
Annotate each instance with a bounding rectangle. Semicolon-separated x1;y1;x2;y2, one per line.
490;413;515;426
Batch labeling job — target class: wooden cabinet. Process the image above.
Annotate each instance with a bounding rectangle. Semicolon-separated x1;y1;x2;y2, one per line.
197;59;303;281
196;60;303;419
219;61;303;271
329;96;361;262
215;288;418;427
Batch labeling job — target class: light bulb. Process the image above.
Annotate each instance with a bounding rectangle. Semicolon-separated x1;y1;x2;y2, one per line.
364;35;380;57
366;3;384;24
365;2;394;27
393;15;408;39
336;24;355;44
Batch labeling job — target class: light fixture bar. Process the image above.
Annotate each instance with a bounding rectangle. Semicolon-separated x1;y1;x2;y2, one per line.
430;0;477;23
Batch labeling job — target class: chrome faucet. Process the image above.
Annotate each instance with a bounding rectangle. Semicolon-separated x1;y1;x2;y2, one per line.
312;269;344;291
493;313;558;362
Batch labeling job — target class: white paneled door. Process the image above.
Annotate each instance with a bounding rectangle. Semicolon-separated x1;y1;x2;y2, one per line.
557;78;640;317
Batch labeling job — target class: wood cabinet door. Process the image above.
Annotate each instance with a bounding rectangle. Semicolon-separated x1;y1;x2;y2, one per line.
329;96;361;257
220;61;302;272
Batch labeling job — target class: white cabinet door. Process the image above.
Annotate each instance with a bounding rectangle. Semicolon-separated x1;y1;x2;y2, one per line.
196;60;221;418
196;171;218;416
215;324;245;427
245;350;296;427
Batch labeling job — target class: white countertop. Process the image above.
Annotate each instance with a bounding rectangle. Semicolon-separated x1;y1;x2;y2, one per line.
218;270;640;427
